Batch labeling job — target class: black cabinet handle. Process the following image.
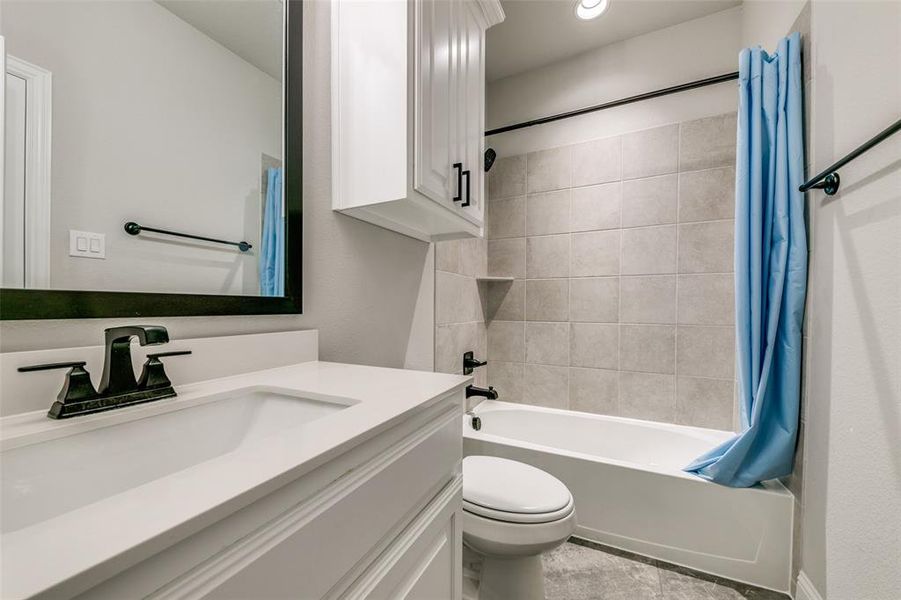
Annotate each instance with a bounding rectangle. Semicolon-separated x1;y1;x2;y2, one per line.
461;169;471;207
452;163;463;202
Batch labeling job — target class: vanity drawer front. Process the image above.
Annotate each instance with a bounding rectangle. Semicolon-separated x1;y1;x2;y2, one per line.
339;476;462;600
199;408;462;600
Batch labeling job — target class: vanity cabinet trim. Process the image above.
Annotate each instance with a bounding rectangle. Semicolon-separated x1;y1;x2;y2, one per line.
139;402;461;599
339;476;463;600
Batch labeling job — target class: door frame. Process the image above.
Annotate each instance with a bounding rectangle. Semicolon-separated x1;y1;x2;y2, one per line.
5;52;52;288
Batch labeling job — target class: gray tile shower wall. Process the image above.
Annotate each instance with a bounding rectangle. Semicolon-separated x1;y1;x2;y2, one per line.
434;237;489;401
485;112;738;430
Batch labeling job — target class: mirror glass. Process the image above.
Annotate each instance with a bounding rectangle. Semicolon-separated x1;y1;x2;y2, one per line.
1;0;286;297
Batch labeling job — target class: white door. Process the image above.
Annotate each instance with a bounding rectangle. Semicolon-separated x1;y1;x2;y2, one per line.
2;71;27;287
414;0;459;207
2;52;52;289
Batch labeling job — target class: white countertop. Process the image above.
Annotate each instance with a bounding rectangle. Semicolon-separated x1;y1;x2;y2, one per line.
0;361;470;599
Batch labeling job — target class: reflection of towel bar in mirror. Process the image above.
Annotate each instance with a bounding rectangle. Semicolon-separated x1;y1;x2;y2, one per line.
124;222;252;252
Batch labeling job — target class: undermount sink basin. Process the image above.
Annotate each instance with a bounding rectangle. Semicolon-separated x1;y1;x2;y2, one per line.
1;387;354;534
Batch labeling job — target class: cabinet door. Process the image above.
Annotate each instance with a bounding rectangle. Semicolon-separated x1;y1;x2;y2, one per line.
455;2;486;225
414;0;459;207
341;479;463;600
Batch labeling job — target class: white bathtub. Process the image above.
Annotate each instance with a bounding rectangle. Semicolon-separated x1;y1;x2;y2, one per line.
463;401;793;593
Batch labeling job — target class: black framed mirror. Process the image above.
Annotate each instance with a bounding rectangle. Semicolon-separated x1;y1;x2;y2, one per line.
0;0;302;320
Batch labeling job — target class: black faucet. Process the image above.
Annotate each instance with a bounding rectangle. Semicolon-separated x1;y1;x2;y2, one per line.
100;325;170;395
466;385;498;400
18;325;191;419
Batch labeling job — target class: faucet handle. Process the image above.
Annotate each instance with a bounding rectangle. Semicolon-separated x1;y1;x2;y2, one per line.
463;351;488;375
138;350;191;391
146;351;192;359
18;360;88;373
18;361;99;416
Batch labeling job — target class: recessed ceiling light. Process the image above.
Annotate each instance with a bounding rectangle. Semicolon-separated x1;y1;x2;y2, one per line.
575;0;609;21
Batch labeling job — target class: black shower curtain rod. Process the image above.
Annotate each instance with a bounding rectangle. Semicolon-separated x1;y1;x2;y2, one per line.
485;71;739;137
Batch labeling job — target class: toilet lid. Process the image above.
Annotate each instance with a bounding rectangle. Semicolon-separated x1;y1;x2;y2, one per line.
462;456;573;522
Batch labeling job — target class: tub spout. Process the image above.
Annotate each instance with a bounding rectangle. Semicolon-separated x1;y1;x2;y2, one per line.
466;385;498;400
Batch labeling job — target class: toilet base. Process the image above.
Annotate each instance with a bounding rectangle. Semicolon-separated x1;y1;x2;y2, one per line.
478;554;545;600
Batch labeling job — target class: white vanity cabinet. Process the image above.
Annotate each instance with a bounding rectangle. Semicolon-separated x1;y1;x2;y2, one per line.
331;0;504;242
70;392;465;600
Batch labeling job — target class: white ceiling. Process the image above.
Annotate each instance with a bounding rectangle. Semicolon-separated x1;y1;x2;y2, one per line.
156;0;283;81
488;0;742;82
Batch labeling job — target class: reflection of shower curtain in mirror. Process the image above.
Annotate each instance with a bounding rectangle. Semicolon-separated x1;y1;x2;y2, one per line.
259;167;285;296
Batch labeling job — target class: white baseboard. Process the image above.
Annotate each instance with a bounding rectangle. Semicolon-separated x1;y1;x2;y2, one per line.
795;571;824;600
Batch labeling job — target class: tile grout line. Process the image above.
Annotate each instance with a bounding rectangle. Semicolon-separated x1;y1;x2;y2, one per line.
566;151;576;411
674;121;682;418
494;216;735;240
617;134;624;415
566;188;573;411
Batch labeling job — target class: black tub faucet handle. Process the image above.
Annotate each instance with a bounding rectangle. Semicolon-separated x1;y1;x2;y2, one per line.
463;351;488;375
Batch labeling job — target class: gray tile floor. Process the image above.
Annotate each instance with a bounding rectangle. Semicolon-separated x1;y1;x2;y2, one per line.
543;539;790;600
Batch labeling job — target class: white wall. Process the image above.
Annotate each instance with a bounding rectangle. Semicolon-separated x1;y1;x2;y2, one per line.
1;1;282;295
800;2;901;598
740;0;808;48
0;2;434;378
486;7;742;156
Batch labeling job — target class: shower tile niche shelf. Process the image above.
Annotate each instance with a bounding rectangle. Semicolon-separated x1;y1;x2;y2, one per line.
476;277;514;283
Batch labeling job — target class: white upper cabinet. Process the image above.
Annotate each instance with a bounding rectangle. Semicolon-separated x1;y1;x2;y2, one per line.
332;0;504;242
415;0;457;206
456;1;488;225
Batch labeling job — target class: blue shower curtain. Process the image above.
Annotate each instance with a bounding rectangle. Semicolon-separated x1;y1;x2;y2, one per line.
684;33;807;487
259;167;285;296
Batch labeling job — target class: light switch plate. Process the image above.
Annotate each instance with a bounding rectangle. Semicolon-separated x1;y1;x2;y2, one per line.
69;230;106;259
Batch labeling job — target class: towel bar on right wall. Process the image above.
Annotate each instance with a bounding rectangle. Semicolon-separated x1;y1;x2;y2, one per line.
800;117;901;195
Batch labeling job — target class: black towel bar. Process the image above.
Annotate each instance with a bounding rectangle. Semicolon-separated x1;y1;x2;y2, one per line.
124;222;252;252
800;117;901;195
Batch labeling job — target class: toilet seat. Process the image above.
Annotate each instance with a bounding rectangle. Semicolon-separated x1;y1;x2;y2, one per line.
463;496;574;523
462;456;574;524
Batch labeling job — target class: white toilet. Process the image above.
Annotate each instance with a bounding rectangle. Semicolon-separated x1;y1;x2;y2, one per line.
462;456;576;600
